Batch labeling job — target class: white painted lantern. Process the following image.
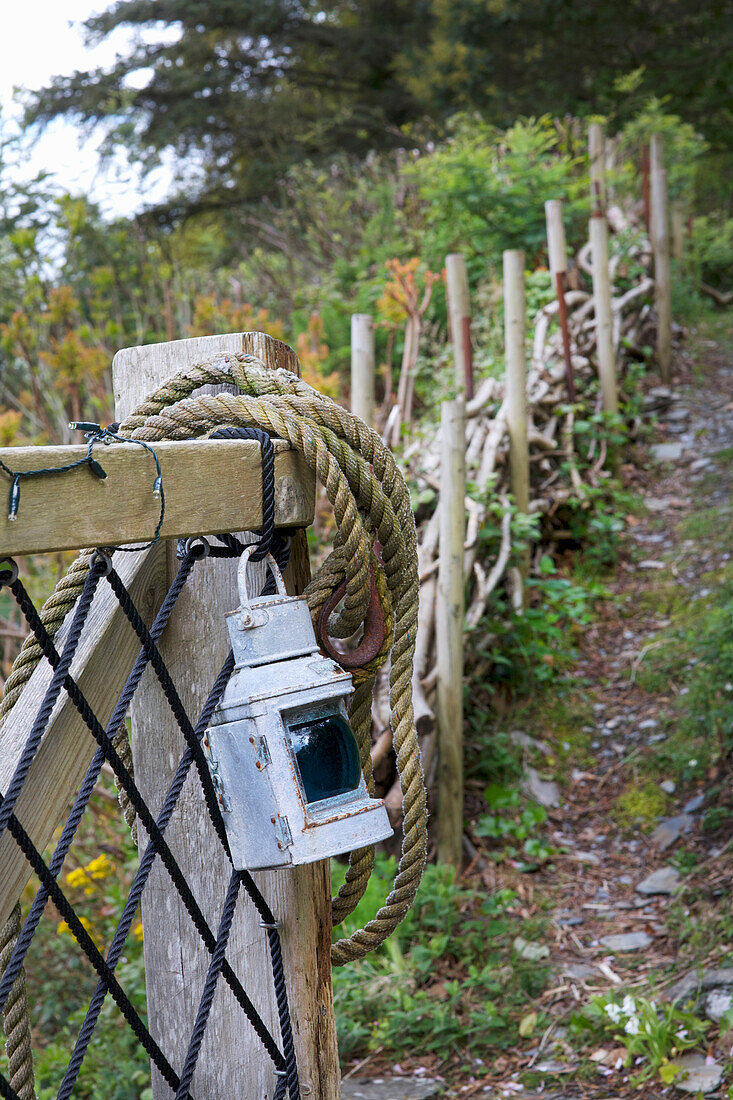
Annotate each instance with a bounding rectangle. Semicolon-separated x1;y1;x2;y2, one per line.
203;550;393;870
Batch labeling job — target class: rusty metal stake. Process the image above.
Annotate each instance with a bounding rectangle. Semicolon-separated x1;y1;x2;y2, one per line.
642;146;651;234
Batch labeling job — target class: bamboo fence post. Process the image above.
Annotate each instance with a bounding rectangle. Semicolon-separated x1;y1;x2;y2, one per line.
588;123;619;415
446;253;475;399
544;200;576;401
436;397;465;867
112;332;339;1100
350;313;375;425
650;146;672;385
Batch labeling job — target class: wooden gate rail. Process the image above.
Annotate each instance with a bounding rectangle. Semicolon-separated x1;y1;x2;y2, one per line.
0;438;314;557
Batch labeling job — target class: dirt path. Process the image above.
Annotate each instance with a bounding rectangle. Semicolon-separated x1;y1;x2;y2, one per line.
496;325;733;1096
340;323;732;1100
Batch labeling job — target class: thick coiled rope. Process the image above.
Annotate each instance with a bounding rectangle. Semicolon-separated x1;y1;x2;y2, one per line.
0;904;35;1100
0;353;426;996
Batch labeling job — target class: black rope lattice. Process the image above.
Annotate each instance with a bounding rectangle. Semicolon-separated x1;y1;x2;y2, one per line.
0;432;301;1100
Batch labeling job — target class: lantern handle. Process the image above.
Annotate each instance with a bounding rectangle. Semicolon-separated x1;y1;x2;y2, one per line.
237;544;288;612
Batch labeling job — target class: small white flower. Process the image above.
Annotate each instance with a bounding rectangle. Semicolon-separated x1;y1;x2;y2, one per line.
624;1015;640;1035
677;1028;688;1040
622;995;636;1016
689;758;698;767
605;1003;622;1023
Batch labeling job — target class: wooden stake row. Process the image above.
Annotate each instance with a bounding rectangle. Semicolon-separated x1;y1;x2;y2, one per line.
348;126;675;874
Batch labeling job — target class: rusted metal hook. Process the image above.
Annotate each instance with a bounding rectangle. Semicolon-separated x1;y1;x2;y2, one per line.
315;558;386;669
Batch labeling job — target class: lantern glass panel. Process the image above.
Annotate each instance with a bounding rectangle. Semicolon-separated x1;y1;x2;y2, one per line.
287;711;361;804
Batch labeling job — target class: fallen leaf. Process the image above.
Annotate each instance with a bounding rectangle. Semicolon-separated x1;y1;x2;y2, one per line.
519;1011;538;1038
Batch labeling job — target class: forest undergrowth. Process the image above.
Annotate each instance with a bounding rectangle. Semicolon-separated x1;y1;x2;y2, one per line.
0;97;730;1100
334;309;733;1098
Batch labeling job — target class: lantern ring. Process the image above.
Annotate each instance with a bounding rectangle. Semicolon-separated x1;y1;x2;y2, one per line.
315;560;385;669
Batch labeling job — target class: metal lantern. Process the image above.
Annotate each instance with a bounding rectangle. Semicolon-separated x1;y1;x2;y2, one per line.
203;549;393;871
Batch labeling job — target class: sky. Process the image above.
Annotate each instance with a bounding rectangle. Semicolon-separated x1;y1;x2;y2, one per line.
0;0;175;216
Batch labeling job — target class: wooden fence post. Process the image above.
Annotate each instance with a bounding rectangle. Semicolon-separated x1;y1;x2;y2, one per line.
544;200;576;401
112;332;339;1100
436;397;465;867
588;123;619;415
503;250;529;517
350;313;375;425
649;140;672;385
445;253;475;399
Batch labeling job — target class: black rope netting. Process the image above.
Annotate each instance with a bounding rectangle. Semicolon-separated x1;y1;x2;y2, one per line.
0;428;301;1100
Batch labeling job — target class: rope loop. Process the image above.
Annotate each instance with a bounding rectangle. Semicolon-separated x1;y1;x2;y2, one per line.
184;536;211;560
0;560;19;587
0;350;427;968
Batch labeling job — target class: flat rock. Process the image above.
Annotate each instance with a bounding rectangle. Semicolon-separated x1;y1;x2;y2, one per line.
341;1079;442;1100
599;932;652;952
684;793;705;814
558;962;597;981
514;936;550;961
705;989;733;1020
510;730;552;757
636;867;680;895
651;814;694;851
533;1059;574;1074
660;779;676;794
651;442;685;462
522;766;561;808
665;967;733;1005
644;496;672;511
567;850;601;866
672;1054;723;1094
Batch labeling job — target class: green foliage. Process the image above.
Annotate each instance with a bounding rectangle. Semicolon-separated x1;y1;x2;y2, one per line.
469;555;598;694
616;99;708;205
475;785;556;868
25;0;730;224
613;781;669;828
685;583;733;766
573;993;709;1085
637;571;733;780
34;955;151;1100
403;0;731;149
0;779;151;1099
332;855;548;1062
25;0;430;213
692;213;733;291
408;115;587;274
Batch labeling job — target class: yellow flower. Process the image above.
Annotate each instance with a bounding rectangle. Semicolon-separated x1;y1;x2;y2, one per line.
86;854;113;880
66;866;89;889
56;915;94;939
132;922;144;942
